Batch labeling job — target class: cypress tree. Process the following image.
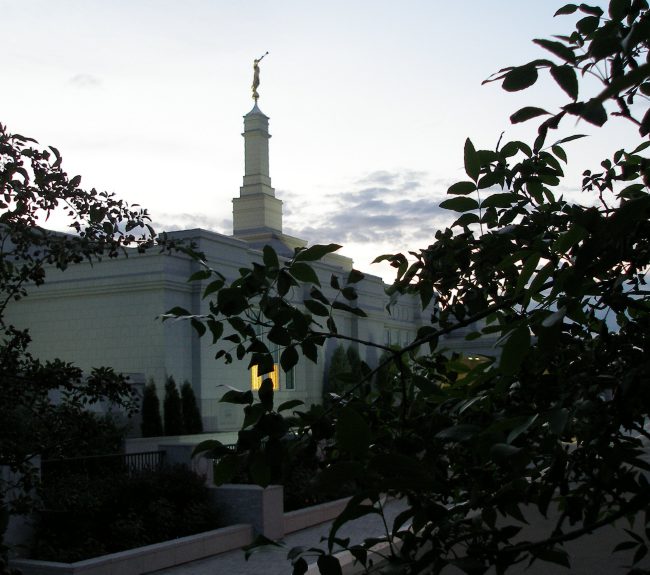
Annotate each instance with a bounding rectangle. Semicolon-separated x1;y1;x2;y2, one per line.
181;381;203;434
163;376;183;436
324;345;351;403
141;380;163;437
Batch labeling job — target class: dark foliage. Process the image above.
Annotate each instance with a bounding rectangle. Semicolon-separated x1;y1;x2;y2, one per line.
141;380;163;437
163;376;183;436
181;381;203;435
180;2;650;573
0;123;157;556
31;465;220;562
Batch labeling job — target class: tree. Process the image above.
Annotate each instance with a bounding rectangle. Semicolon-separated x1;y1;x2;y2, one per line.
180;2;650;572
181;381;203;435
0;123;156;563
163;376;183;436
141;380;163;437
323;345;351;403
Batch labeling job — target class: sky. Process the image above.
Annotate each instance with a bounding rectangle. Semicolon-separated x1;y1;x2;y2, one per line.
1;0;634;281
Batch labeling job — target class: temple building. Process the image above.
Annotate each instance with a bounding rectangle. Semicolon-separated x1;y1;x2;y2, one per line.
7;86;497;433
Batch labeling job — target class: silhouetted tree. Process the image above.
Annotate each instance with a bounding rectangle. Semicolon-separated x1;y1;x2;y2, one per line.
163;377;183;436
140;380;163;437
181;381;203;434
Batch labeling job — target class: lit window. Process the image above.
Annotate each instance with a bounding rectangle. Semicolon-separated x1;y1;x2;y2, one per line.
251;364;279;390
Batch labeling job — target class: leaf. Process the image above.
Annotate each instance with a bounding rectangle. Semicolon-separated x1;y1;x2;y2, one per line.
281;346;299;372
317;554;342;575
263;245;279;270
609;0;631;21
548;407;569;435
294;243;341;262
499;323;531;375
336;407;371;457
510;106;551;124
552;145;567;163
341;286;358;301
507;414;539;444
576;15;600;34
503;64;539;92
258;378;274;411
578;4;603;16
164;306;191;318
452;213;481;228
490;443;522;461
289;262;320;285
447;181;477;195
191;318;206;337
304;299;329;317
464;138;480;181
554;3;578;15
481;193;517;209
213;454;239;485
278;399;304;412
191;439;228;458
553;134;587;145
292;557;308;575
516;252;541;294
554;224;587;252
220;389;254;405
347;269;364;284
188;269;212;282
440;197;479;213
550;65;578;100
435;424;481;442
533;39;576;63
331;301;367;317
640;108;650;137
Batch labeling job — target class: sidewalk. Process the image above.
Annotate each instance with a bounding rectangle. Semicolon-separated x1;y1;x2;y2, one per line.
148;498;406;575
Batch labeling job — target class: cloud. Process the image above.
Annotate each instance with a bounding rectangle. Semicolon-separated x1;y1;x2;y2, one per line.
153;212;231;234
284;169;454;248
68;73;101;88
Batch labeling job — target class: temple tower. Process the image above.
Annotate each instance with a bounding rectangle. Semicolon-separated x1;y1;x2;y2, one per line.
232;103;283;238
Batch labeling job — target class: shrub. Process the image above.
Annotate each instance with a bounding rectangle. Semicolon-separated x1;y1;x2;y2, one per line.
163;376;183;436
140;380;163;437
32;465;220;562
181;381;203;434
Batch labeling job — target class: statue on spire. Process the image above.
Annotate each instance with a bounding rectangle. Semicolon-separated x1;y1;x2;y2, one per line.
252;52;269;102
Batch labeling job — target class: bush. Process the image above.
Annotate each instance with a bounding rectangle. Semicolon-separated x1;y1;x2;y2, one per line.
141;380;163;437
32;465;220;562
163;376;183;436
181;381;203;434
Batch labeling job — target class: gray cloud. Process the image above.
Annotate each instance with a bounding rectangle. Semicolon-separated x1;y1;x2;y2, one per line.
285;169;453;247
68;73;101;88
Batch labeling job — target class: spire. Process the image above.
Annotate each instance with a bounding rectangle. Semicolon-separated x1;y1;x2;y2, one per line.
232;97;283;238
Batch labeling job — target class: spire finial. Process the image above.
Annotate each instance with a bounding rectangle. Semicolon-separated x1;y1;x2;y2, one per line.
251;52;269;102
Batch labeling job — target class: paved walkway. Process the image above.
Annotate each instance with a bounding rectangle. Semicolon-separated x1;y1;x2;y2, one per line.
148;499;406;575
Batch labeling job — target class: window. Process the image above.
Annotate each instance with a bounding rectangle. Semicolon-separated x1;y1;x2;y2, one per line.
251;364;279;390
285;368;295;390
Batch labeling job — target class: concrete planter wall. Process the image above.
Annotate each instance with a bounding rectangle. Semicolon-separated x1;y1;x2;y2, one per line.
10;484;352;575
11;523;253;575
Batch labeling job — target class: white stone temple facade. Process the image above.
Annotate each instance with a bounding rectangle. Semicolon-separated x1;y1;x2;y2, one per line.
7;101;497;432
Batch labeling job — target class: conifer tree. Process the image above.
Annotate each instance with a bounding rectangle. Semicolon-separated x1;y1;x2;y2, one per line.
163;376;183;436
324;345;351;402
140;380;163;437
181;381;203;434
346;346;363;383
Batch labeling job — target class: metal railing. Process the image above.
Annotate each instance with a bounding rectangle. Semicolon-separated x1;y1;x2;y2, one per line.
40;450;166;484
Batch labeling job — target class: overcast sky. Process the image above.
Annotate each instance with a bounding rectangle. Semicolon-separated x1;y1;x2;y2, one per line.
2;0;632;281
